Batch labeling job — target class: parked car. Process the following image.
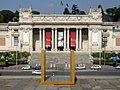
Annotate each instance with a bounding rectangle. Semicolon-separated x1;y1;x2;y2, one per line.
91;65;101;70
32;65;41;70
21;65;31;70
116;65;120;69
32;70;41;75
75;64;86;70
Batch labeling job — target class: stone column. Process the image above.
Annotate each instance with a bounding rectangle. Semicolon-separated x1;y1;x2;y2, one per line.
67;28;69;50
29;28;33;51
79;28;82;50
76;28;78;51
52;28;54;51
88;29;92;51
43;28;45;49
39;28;41;50
64;28;66;51
55;28;57;51
9;29;12;50
99;30;102;49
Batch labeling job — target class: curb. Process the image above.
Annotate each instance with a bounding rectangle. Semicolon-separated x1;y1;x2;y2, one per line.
0;75;120;79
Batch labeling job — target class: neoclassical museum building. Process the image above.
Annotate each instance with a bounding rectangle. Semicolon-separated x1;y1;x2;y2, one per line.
0;8;120;53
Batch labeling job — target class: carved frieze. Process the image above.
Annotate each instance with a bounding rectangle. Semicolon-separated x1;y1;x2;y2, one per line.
32;15;102;22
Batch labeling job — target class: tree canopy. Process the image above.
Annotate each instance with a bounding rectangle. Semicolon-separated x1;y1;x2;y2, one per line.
106;6;120;22
0;9;40;23
32;10;40;14
0;10;15;23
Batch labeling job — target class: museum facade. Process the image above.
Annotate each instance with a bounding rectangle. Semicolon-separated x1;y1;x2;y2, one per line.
0;8;120;52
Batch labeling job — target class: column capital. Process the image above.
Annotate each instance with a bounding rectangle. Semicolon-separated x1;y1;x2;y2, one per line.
54;28;57;30
65;28;69;30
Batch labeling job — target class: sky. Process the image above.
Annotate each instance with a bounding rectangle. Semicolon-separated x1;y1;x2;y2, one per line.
0;0;120;14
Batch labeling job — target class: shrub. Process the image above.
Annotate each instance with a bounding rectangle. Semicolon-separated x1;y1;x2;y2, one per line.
92;52;113;59
118;53;120;58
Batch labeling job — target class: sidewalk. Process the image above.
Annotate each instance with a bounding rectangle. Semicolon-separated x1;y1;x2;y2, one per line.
0;76;120;90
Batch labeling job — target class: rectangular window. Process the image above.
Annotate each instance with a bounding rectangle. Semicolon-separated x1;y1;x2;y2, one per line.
14;29;18;32
0;38;5;46
14;37;19;46
116;38;120;46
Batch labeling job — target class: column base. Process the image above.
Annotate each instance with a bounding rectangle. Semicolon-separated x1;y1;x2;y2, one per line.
64;48;67;51
55;48;57;51
51;48;55;51
67;48;70;51
76;48;81;51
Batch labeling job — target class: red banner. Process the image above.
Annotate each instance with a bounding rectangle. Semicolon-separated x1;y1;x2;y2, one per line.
45;31;51;47
70;31;76;47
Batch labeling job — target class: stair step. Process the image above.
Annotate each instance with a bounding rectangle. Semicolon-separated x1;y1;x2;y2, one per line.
30;52;90;66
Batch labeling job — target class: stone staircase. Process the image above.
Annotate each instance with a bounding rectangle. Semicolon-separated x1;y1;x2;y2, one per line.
30;51;90;66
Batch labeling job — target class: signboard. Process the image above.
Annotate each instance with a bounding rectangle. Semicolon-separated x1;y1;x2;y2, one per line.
92;32;98;46
58;32;64;47
70;31;76;47
45;31;51;47
23;32;29;43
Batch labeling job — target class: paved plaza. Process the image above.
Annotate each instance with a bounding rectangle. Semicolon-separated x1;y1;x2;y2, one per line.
0;77;120;90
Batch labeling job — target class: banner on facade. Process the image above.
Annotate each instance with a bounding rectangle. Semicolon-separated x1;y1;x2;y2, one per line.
45;31;51;47
58;32;64;47
70;31;76;47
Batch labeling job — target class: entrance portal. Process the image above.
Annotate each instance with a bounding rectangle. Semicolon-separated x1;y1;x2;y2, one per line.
33;28;39;51
57;28;64;51
82;28;88;51
45;28;52;51
70;28;76;50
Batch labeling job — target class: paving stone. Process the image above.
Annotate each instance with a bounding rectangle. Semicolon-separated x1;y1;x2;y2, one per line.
88;79;97;87
35;84;47;90
0;78;120;90
82;87;91;90
107;79;120;85
92;86;102;89
46;76;70;82
81;84;91;88
46;85;58;90
23;86;35;90
71;86;82;90
96;79;116;89
0;86;14;90
79;79;89;84
5;80;20;87
59;87;71;90
103;89;117;90
14;79;30;90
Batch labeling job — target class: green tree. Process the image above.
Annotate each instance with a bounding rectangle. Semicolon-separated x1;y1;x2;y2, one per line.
0;12;4;23
63;7;70;14
79;11;85;15
0;10;15;23
106;6;120;21
32;10;40;14
71;4;79;14
14;10;19;18
13;10;19;22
